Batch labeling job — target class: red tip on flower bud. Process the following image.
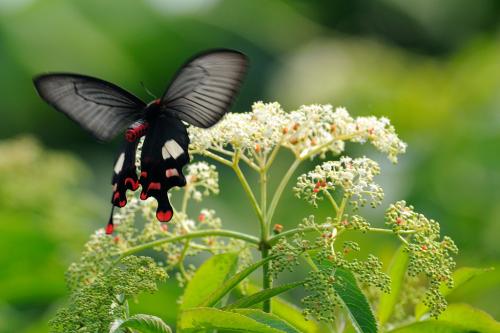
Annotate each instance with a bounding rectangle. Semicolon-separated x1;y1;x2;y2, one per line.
330;124;337;133
421;245;428;251
161;224;168;232
282;127;288;134
313;188;320;193
255;144;261;153
114;236;120;243
198;213;206;222
396;217;403;225
273;224;283;234
293;123;300;130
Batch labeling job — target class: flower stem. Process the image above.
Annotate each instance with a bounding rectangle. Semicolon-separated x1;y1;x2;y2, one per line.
232;151;265;230
267;158;301;225
115;229;259;260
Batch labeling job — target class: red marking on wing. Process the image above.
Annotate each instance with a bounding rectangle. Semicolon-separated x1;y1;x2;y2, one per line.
106;223;114;235
140;191;148;200
157;210;173;222
140;171;148;178
113;192;120;201
125;177;139;190
154;99;161;105
118;200;126;207
147;182;161;191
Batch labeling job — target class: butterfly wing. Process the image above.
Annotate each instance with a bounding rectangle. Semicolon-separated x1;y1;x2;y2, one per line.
139;114;189;222
160;49;248;128
111;140;140;208
34;73;146;141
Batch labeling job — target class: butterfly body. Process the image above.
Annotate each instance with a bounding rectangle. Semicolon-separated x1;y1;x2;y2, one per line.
34;49;248;233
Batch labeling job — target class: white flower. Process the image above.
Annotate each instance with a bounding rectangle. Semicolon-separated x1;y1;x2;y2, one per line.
189;102;406;163
295;156;384;209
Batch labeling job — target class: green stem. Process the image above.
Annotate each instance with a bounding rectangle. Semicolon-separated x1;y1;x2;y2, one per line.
178;240;190;280
268;225;415;246
232;151;265;231
267;158;301;224
115;229;259;260
261;246;272;313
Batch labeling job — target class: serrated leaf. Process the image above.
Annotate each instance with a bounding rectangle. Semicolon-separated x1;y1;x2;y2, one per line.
414;266;493;319
317;262;377;333
179;307;289;332
180;252;238;310
390;303;500;333
225;281;304;310
377;245;409;325
198;254;275;308
111;314;172;333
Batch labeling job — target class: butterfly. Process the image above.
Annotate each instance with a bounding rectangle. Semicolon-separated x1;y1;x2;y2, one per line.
33;49;248;234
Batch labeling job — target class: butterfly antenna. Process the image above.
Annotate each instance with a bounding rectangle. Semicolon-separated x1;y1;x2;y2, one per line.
140;81;157;99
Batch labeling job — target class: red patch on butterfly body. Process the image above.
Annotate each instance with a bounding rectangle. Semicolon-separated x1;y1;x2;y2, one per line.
157;210;173;222
105;223;114;234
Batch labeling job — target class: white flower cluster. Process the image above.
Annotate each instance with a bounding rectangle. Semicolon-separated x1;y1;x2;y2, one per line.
189;102;406;163
185;161;219;202
294;156;384;210
189;101;287;156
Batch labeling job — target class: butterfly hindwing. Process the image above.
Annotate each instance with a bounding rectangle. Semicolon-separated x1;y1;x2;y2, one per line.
161;49;248;128
139;114;189;222
111;140;140;208
34;74;145;141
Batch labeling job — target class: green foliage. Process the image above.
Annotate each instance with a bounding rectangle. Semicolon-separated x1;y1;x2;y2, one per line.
179;307;300;333
377;246;409;326
225;282;304;310
414;266;494;319
110;314;172;333
50;256;166;332
180;252;238;310
389;303;500;333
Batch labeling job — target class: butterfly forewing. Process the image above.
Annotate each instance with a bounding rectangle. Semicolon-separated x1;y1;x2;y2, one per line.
34;74;145;141
161;49;248;128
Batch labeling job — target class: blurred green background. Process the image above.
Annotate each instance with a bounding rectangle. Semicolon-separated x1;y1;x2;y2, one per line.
0;0;499;332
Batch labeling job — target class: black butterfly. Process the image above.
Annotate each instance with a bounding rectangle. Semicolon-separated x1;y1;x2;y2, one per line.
33;49;248;234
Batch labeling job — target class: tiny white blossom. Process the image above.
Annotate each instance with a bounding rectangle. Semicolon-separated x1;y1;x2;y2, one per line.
295;156;384;209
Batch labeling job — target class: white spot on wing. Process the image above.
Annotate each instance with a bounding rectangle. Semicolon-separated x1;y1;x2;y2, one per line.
162;145;171;160
164;139;184;159
114;153;125;174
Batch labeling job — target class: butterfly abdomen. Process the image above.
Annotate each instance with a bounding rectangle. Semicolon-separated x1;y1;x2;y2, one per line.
125;119;149;142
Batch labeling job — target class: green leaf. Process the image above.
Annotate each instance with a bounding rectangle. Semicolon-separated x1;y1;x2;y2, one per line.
111;314;172;333
179;307;296;332
198;255;275;307
180;252;238;310
233;309;301;333
224;281;304;310
319;263;377;333
377;245;409;325
414;266;493;319
245;283;327;333
390;303;500;333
